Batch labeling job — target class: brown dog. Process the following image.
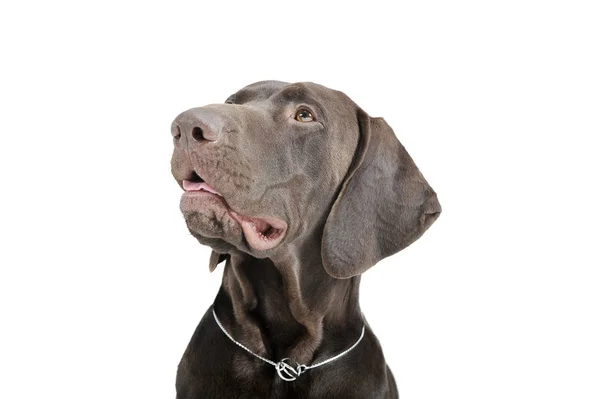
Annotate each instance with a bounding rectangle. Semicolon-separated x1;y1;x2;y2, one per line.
170;81;441;398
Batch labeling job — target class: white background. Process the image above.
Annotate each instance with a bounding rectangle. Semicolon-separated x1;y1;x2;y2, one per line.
1;1;599;398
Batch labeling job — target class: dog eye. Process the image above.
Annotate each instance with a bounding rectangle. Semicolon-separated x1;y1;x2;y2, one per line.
295;109;315;122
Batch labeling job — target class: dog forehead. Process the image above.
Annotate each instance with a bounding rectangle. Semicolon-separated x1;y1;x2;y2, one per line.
226;80;289;103
227;81;346;107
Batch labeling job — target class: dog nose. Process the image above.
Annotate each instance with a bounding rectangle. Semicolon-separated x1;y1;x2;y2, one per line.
172;107;230;143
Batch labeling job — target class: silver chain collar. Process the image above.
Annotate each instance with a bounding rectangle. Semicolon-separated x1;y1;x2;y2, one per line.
212;308;366;382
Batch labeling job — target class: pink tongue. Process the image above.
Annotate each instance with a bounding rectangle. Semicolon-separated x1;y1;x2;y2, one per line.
183;180;221;195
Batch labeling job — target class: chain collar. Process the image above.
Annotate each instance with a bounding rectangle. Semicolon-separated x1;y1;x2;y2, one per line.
212;308;365;382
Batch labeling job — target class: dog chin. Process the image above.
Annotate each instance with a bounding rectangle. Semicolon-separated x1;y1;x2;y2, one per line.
181;211;280;258
189;233;238;254
181;211;240;244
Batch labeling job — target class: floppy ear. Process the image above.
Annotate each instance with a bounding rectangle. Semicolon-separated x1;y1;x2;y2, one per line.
322;109;441;279
208;250;228;272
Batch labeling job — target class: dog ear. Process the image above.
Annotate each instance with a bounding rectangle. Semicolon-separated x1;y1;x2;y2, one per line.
322;109;441;279
209;251;228;272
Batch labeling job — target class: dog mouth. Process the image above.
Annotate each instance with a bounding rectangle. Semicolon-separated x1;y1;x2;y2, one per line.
182;174;287;251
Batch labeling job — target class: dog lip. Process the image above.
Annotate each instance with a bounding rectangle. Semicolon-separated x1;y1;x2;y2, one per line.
229;211;288;251
180;178;287;251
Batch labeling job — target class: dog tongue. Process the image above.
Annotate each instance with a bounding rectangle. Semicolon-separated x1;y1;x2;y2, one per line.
183;180;221;195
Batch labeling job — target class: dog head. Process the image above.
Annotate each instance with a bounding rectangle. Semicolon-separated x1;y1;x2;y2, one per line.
171;81;440;278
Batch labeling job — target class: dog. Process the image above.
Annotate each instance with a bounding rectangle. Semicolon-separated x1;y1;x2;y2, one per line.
170;81;441;398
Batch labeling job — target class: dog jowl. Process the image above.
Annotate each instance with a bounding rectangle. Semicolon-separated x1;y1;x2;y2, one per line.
170;81;441;399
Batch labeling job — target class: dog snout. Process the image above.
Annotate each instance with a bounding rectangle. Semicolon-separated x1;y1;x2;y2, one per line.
172;106;233;143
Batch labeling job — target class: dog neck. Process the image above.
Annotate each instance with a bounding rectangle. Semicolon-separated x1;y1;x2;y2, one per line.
213;236;364;366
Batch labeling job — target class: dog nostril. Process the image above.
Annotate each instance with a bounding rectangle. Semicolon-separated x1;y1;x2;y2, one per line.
192;126;205;142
